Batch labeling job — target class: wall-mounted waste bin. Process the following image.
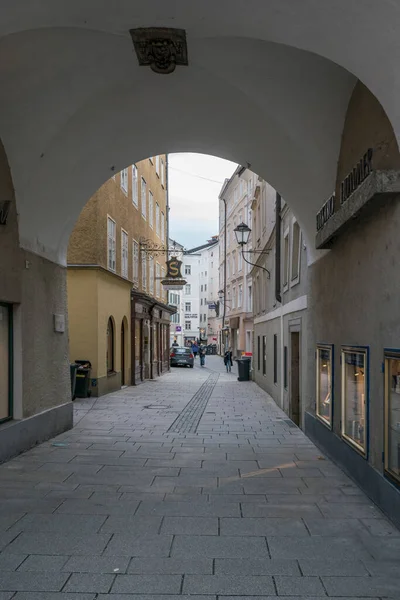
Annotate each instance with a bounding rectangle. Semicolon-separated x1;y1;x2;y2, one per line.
70;363;78;400
237;357;251;382
74;360;92;398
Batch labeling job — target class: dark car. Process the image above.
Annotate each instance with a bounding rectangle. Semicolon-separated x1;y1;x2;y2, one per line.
170;347;194;368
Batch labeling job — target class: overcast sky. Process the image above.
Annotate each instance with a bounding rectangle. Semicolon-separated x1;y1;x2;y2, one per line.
168;153;237;249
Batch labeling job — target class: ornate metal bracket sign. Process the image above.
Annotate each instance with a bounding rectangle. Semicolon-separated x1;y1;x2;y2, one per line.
0;201;11;225
130;27;188;74
166;257;183;279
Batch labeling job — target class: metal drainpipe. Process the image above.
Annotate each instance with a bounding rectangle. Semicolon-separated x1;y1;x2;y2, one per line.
275;192;282;304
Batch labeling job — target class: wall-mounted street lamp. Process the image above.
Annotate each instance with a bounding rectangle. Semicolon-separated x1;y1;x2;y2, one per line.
233;222;271;279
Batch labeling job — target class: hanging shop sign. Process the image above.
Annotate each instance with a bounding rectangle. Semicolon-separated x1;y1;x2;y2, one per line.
175;325;182;332
166;257;183;279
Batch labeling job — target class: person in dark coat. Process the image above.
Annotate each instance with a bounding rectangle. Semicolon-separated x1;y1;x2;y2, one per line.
224;348;233;372
192;342;199;358
199;344;206;367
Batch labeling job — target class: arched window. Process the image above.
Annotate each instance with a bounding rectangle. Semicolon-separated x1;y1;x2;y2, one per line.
107;317;114;373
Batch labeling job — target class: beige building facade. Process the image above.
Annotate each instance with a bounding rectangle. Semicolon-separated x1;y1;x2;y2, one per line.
67;156;172;396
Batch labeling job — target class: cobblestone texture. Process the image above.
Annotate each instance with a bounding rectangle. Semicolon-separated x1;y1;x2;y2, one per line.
0;356;398;598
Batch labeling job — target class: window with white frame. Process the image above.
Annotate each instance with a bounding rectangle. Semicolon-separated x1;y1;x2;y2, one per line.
156;263;161;297
200;299;203;306
200;314;203;323
156;203;160;236
185;284;191;295
291;221;301;283
161;211;165;241
133;239;139;282
141;253;147;290
204;284;207;291
149;256;154;295
283;230;289;288
232;287;236;309
248;284;252;312
132;165;138;207
185;302;191;312
141;178;147;219
107;217;116;272
185;321;191;330
185;265;191;275
161;158;165;186
149;191;154;229
120;168;128;194
232;251;236;274
238;284;243;307
155;155;160;176
121;229;128;278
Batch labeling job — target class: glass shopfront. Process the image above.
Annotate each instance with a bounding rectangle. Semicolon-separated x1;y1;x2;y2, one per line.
0;303;12;423
384;351;400;483
341;347;368;455
316;344;333;428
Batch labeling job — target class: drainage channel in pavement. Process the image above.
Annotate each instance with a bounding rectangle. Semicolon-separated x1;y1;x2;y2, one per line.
167;372;219;434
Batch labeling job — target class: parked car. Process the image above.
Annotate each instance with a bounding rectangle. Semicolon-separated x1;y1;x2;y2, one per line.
170;347;194;368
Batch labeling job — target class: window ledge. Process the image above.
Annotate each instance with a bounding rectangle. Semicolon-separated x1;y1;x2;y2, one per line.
107;370;117;378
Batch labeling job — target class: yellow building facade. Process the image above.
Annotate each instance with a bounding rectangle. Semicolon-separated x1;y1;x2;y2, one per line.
67;156;171;396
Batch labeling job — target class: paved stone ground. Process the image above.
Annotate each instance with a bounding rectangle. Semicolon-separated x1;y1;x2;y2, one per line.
0;355;399;599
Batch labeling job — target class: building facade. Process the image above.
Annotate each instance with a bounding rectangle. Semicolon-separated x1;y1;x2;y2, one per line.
218;168;255;357
168;239;185;347
252;181;308;427
67;155;173;396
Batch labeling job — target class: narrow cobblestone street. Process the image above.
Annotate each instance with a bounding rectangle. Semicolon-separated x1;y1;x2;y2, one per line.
0;355;399;599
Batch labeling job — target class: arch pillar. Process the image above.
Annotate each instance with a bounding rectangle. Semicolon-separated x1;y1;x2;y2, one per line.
0;140;72;462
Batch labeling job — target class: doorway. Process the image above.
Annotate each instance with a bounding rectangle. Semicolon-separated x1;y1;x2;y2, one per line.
290;331;300;426
121;321;125;386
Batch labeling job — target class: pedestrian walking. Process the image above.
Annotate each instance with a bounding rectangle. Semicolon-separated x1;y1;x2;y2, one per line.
192;341;199;359
224;348;233;372
199;345;206;367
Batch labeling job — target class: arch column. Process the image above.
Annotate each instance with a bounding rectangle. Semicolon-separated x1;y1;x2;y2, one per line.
0;140;72;462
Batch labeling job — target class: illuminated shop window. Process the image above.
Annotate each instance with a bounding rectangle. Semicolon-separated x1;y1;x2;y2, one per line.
341;347;368;455
384;350;400;484
316;344;333;428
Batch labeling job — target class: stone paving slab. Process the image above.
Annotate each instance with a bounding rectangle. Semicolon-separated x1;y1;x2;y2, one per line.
0;356;398;598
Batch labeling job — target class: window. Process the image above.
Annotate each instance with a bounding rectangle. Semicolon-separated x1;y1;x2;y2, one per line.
132;165;138;206
156;262;161;297
227;256;230;278
203;313;206;321
204;284;207;291
149;191;154;228
291;221;301;282
185;265;191;275
141;253;147;290
201;285;203;292
238;284;243;307
283;231;289;288
232;251;236;275
155;155;160;176
316;344;333;428
341;346;368;455
284;346;288;389
273;334;278;384
200;299;203;306
185;321;191;330
149;256;154;295
171;312;180;324
185;284;191;295
185;302;191;312
133;240;139;282
107;217;116;272
257;336;261;371
156;203;160;236
384;350;400;483
161;211;165;241
205;271;207;276
262;336;267;376
106;317;114;373
121;229;128;278
120;168;128;194
141;177;147;219
248;285;252;312
238;251;243;271
200;314;202;323
232;287;236;309
161;158;165;186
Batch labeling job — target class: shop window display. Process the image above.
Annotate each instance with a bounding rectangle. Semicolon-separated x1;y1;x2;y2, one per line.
341;347;368;455
384;351;400;483
316;345;333;428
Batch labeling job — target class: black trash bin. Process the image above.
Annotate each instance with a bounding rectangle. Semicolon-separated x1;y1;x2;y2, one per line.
70;363;78;400
237;357;251;382
74;360;92;398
